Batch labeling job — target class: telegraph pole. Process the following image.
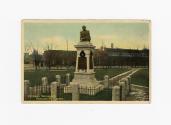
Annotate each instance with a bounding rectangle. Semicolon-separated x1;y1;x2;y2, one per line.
66;40;69;71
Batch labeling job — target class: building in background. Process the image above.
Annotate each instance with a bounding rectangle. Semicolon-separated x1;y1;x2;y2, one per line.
24;44;149;68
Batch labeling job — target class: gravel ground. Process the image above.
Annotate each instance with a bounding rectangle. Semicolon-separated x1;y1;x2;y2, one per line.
126;84;149;101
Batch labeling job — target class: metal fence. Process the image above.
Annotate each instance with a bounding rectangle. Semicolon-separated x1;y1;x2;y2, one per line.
25;84;112;101
25;85;51;101
79;88;112;101
25;84;72;101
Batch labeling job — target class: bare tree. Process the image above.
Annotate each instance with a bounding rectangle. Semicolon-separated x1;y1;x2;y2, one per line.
32;49;41;70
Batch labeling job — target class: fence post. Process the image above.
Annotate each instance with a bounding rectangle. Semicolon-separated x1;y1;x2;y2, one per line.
123;78;128;96
127;76;131;92
125;78;129;95
24;80;30;100
112;86;120;101
120;78;129;96
104;75;109;88
42;77;48;85
66;73;70;85
119;81;126;101
29;87;33;98
51;82;58;101
37;85;41;96
42;77;48;93
33;86;37;96
72;84;79;101
56;75;61;84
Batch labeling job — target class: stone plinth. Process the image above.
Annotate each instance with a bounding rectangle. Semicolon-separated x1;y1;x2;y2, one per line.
72;41;97;86
74;42;95;73
112;86;120;101
42;77;48;85
104;75;109;88
72;72;97;85
51;82;59;101
24;80;30;99
65;41;104;95
119;81;126;101
71;84;79;101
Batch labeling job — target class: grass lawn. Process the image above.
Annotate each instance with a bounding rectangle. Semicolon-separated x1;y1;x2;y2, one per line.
131;68;149;87
24;68;130;86
24;69;74;86
95;68;130;80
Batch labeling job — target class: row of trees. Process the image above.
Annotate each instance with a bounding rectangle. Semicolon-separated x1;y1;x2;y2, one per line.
25;48;149;70
31;49;44;70
43;50;76;70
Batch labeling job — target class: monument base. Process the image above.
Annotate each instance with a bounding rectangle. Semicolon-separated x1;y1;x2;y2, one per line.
64;84;104;96
64;72;104;95
72;71;97;85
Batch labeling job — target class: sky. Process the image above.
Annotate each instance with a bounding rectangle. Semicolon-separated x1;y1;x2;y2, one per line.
23;20;150;53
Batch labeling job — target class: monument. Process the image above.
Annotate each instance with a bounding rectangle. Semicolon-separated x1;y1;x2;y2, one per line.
68;26;104;95
80;25;91;42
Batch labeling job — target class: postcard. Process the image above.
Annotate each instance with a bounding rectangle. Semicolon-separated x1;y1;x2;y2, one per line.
22;19;150;103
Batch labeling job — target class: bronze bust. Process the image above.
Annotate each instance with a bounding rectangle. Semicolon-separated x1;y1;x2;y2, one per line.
80;25;91;42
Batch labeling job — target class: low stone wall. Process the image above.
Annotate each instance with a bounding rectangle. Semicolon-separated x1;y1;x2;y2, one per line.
96;69;135;88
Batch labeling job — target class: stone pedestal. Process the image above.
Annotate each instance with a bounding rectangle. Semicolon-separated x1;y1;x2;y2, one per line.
72;84;79;101
127;76;131;92
104;75;109;88
119;81;126;101
112;86;120;101
42;77;48;93
120;78;129;96
24;80;30;99
42;77;48;85
65;73;70;85
72;72;98;86
68;41;104;95
51;82;59;101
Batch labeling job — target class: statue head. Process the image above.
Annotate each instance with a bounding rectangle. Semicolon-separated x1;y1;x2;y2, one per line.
82;25;86;31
